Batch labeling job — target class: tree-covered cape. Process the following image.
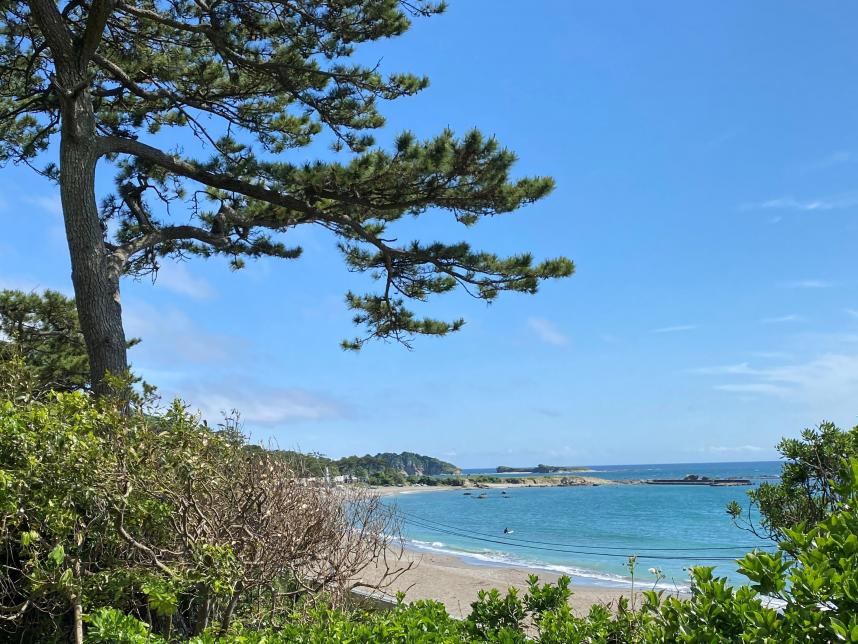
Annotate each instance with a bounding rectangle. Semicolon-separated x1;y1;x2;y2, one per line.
0;0;573;391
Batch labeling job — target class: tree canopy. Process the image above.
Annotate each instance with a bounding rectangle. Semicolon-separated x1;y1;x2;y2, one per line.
0;289;89;392
1;0;573;388
729;420;858;541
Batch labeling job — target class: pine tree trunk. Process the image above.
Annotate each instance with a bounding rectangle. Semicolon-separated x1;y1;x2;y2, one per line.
59;79;129;395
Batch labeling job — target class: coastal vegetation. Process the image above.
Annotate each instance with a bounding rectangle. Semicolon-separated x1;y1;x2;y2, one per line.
336;453;460;478
3;341;858;640
0;290;95;394
0;360;408;641
728;420;858;541
1;2;855;640
269;450;459;481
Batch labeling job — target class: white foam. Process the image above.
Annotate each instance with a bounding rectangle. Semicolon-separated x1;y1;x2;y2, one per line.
405;540;691;592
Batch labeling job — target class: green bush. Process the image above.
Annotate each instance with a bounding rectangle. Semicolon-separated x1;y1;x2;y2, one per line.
4;376;858;641
729;420;858;540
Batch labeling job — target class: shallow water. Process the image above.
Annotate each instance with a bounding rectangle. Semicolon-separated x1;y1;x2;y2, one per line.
388;461;780;590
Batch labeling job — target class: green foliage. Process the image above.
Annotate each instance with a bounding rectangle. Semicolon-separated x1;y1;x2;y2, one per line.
5;377;858;641
145;457;858;640
85;607;166;644
1;0;573;357
0;289;90;392
729;420;858;540
0;373;397;640
334;452;460;478
266;450;460;482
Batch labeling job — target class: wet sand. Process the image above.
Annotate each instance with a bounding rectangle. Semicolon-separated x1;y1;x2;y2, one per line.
359;547;653;619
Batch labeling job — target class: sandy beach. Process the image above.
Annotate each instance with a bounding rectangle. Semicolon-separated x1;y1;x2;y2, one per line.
371;476;629;497
359;547;650;619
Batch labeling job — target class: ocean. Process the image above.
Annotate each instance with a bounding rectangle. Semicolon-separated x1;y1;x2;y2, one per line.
387;461;781;592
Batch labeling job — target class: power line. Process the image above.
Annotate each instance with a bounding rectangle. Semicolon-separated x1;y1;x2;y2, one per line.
398;510;775;561
397;509;771;552
400;516;742;561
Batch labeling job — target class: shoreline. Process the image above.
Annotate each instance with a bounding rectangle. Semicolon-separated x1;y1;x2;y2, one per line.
371;475;628;497
360;546;666;618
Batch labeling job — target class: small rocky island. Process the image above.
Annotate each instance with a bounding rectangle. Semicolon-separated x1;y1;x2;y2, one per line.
645;474;752;486
496;464;590;474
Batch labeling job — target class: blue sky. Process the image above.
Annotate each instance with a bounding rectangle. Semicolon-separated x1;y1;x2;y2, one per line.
3;1;858;467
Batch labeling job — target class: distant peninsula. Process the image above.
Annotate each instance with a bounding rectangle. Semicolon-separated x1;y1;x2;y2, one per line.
496;464;590;474
266;449;461;481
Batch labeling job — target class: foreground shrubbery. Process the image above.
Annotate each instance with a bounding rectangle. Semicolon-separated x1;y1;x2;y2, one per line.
0;364;405;642
3;364;858;641
75;463;858;642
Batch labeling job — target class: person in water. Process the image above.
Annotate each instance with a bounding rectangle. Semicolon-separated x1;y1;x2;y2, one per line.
503;527;513;534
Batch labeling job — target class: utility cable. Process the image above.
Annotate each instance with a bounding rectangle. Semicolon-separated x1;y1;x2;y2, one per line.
397;509;774;554
399;515;760;562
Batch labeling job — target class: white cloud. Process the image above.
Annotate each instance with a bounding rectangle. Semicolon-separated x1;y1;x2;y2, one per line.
652;324;696;334
742;192;858;212
0;275;71;295
714;383;791;396
704;444;765;453
761;314;802;324
700;353;858;410
847;309;858;319
692;363;755;376
752;351;793;360
527;317;569;346
800;151;851;173
155;263;216;300
181;379;354;425
24;194;63;217
125;302;241;366
782;279;832;289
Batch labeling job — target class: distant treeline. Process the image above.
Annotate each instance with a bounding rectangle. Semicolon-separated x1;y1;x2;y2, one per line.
496;464;588;473
258;449;461;480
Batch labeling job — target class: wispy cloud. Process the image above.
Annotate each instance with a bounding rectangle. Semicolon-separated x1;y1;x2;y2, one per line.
742;192;858;212
652;324;696;334
698;353;858;409
125;302;243;366
703;444;765;453
528;317;569;346
0;275;71;295
847;309;858;319
782;279;832;289
182;378;355;425
24;194;63;217
761;314;802;324
752;351;793;360
692;363;755;376
714;383;791;396
800;151;851;173
155;263;216;300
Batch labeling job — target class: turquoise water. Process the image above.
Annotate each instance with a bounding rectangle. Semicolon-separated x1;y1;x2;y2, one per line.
388;461;780;591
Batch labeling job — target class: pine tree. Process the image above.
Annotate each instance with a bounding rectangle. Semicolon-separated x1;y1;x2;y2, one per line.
1;0;573;393
0;289;89;391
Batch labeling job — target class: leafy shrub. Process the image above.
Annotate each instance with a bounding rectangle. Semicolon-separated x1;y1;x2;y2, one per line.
4;372;858;642
729;420;858;540
0;381;403;640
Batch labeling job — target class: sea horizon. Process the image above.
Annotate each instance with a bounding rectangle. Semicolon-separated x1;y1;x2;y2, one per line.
388;460;782;591
458;458;782;473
